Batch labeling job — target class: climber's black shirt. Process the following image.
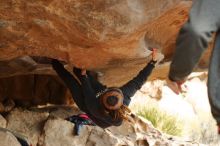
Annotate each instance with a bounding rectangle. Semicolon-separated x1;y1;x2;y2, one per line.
52;59;156;128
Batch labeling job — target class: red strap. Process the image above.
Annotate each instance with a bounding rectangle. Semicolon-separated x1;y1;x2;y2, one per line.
79;114;89;120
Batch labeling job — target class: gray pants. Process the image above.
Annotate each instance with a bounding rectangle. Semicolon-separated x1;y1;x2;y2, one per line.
208;31;220;124
169;0;220;124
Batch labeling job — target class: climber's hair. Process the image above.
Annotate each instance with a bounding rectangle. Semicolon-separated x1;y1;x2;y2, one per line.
109;104;131;121
99;88;131;121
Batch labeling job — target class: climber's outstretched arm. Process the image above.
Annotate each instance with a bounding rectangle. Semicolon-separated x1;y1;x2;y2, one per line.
120;49;157;105
52;59;86;110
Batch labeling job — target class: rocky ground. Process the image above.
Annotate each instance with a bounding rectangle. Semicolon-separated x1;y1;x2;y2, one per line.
0;105;202;146
0;1;214;145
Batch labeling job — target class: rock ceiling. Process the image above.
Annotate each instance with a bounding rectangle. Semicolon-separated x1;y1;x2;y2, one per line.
0;0;211;86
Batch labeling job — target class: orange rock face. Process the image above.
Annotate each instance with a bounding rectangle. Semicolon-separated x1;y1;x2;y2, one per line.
0;0;195;83
1;0;213;105
0;0;192;68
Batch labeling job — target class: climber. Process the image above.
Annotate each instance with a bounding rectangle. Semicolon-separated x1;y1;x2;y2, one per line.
52;48;159;128
166;0;220;134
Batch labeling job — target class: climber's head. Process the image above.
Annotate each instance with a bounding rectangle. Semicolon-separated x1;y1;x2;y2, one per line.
99;88;124;110
99;88;131;121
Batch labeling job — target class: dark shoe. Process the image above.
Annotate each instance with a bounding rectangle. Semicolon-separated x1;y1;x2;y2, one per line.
66;114;95;135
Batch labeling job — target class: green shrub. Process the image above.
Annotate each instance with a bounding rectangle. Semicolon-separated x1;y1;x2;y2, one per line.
137;107;183;136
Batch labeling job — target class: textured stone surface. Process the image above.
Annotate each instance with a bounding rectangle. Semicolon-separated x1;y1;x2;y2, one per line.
0;114;7;128
0;130;21;146
0;0;190;65
0;0;213;88
48;106;81;119
0;75;73;106
0;107;201;146
0;1;213;145
0;0;194;78
0;0;213;86
0;99;15;113
6;108;49;146
40;118;92;146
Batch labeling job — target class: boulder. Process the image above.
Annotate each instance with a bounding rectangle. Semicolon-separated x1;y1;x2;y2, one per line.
39;118;93;146
0;0;213;102
0;114;7;128
0;1;191;65
6;108;49;146
0;1;196;81
2;107;201;146
0;130;21;146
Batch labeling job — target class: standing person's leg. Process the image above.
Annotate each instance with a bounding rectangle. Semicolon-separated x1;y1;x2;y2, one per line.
52;60;86;111
169;0;220;81
208;31;220;126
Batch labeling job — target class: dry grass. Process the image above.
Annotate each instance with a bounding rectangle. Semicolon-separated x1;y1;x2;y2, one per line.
136;106;183;136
